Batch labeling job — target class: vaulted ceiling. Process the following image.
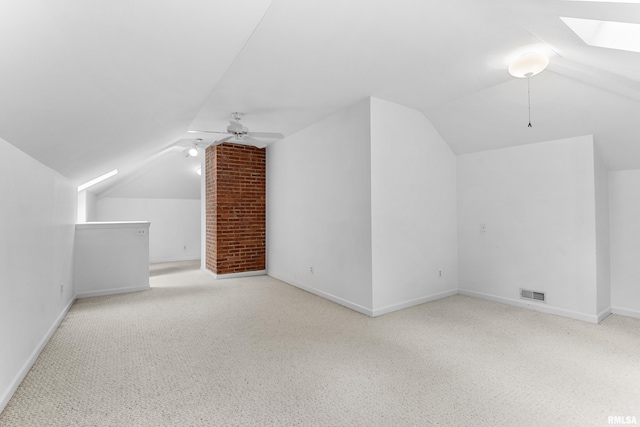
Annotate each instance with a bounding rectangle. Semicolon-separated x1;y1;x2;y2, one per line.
2;0;639;194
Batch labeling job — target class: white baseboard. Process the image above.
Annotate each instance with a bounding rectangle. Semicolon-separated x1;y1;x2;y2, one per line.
268;274;373;317
202;268;266;280
150;257;201;264
597;307;612;323
75;284;149;299
372;289;458;317
0;297;75;414
612;306;640;319
459;289;600;324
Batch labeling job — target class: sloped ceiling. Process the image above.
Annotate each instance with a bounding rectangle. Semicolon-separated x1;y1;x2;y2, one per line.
0;0;274;187
93;147;201;199
1;0;639;197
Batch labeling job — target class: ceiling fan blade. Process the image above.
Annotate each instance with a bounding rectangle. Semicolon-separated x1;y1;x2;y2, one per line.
187;130;230;135
213;136;234;145
242;136;267;148
246;132;284;139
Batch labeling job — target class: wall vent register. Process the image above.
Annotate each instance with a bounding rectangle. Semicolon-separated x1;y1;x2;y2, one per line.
520;288;546;303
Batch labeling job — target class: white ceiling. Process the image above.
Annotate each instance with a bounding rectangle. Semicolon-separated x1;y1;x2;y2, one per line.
1;0;640;196
93;147;201;199
0;0;273;188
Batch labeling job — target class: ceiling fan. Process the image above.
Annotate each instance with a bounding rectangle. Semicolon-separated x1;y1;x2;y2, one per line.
187;112;284;148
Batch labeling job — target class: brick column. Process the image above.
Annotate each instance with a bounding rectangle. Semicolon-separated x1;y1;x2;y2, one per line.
205;143;266;275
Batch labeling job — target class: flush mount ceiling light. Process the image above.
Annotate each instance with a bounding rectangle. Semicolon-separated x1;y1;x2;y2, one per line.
508;52;549;78
508;52;549;128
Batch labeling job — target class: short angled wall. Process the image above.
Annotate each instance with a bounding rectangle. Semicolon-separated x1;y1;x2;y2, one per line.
0;137;77;414
74;222;150;298
96;197;201;263
0;298;75;413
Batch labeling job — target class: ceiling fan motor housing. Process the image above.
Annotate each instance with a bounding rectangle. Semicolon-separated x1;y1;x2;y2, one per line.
227;121;249;135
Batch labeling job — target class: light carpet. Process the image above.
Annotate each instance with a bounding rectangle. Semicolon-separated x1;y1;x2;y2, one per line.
1;261;639;426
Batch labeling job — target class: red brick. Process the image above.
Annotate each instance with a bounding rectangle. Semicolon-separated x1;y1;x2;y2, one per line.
206;143;266;275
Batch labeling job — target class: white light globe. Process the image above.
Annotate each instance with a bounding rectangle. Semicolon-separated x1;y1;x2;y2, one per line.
508;52;549;78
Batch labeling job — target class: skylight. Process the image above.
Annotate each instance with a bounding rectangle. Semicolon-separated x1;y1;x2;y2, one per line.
77;169;118;192
561;17;640;53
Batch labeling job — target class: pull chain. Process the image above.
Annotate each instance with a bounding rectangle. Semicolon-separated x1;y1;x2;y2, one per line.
527;77;532;128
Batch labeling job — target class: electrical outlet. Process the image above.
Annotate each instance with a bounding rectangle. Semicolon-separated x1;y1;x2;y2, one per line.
137;229;146;236
310;266;313;273
438;270;442;278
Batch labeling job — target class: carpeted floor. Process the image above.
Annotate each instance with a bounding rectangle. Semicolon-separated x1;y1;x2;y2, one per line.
1;261;639;426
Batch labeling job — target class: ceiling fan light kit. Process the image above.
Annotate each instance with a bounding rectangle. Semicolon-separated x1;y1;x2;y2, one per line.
183;146;199;157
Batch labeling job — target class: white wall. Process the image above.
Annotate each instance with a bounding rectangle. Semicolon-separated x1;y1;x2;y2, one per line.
85;191;97;222
96;198;201;263
594;146;611;318
77;190;97;223
370;98;458;314
267;98;373;313
74;222;150;298
0;138;76;412
609;169;640;318
458;135;600;322
77;190;87;223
